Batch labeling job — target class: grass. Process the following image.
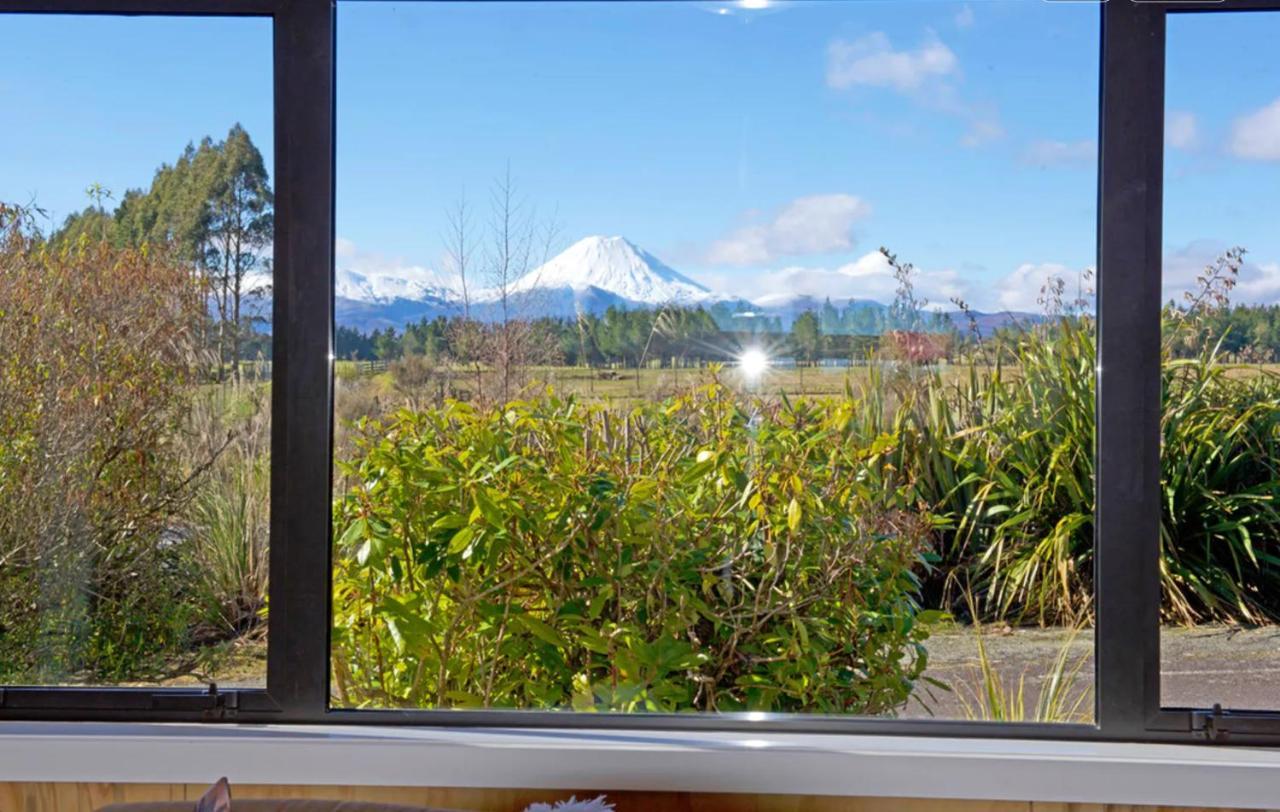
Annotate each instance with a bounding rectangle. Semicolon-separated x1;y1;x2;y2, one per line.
177;380;272;664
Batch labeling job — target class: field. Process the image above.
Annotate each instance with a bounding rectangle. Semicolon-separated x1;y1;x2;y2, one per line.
336;358;1280;402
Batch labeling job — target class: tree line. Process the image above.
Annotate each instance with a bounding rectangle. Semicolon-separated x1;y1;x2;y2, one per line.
336;306;890;367
47;124;273;377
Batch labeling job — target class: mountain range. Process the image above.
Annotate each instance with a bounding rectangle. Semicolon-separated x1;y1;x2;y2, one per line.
334;235;1032;335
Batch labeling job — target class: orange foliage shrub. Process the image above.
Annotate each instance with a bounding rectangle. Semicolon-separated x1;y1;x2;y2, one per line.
0;203;205;679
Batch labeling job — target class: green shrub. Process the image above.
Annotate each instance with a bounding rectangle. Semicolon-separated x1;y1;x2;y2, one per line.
919;318;1096;625
1159;348;1280;623
900;314;1280;626
332;380;939;714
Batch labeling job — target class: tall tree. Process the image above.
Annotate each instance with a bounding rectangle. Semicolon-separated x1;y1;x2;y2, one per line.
106;126;273;378
202;124;273;378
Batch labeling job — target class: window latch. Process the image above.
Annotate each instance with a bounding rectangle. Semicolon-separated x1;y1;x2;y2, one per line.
1195;704;1230;743
149;683;240;721
1189;704;1280;743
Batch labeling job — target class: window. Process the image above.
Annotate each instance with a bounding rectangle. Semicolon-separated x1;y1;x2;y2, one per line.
1;13;273;691
330;0;1098;722
2;0;1280;746
1160;9;1280;714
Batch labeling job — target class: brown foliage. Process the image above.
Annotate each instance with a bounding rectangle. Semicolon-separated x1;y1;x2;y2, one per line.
0;203;205;677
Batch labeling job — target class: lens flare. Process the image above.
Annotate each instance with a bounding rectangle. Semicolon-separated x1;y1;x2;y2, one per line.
738;347;770;380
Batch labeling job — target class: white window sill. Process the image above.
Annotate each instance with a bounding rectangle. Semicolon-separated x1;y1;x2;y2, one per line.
2;723;1280;808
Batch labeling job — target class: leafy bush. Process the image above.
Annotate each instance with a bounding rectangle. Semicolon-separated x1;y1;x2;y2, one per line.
907;317;1097;625
1159;348;1280;623
892;313;1280;626
332;380;939;714
0;203;204;680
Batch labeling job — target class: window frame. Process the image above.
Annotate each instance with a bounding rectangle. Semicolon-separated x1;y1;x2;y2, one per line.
2;0;1280;746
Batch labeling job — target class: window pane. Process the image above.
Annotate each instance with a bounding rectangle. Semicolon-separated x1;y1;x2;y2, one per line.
1161;10;1280;712
332;0;1097;720
0;15;273;688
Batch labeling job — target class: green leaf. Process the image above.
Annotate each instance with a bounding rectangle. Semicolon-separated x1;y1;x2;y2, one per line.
337;517;367;550
786;498;802;532
517;614;569;648
448;525;476;554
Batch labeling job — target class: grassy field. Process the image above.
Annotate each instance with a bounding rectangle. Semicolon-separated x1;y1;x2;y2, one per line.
336;360;992;407
336;357;1280;406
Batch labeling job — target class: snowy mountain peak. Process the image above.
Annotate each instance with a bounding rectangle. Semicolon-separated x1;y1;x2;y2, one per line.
335;265;457;304
508;235;712;305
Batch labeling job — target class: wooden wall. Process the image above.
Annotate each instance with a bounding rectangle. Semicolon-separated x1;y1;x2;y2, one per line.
0;784;1247;812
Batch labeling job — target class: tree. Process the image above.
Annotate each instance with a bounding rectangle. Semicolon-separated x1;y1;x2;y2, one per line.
443;193;485;394
479;166;563;402
202;124;273;379
791;310;822;390
103;126;273;380
374;328;401;361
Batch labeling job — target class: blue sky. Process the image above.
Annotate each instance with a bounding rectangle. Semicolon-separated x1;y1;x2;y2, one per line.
3;2;1278;311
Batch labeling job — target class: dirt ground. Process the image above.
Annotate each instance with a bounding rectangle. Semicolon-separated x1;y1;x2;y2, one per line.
903;623;1280;721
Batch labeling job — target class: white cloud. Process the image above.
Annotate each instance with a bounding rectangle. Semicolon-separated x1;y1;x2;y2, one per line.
960;114;1004;148
826;32;958;93
709;252;1107;315
722;250;964;306
335;236;358;259
1166;110;1200;151
706;194;871;266
1019;139;1096;168
1163;240;1280;306
954;4;975;29
1229;97;1280;161
826;30;1002;148
1238;262;1280;303
993;262;1093;313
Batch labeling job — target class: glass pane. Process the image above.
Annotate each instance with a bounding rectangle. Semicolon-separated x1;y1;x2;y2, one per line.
332;0;1097;720
1161;10;1280;712
0;15;273;688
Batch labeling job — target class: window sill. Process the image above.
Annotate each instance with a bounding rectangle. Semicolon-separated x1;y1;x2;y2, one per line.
1;723;1279;808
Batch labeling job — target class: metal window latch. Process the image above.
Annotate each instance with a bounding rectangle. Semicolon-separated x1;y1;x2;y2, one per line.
203;682;240;722
148;682;239;721
1197;704;1229;743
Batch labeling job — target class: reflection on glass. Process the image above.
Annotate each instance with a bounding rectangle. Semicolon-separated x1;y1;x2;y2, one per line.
1160;11;1280;712
331;0;1097;719
0;15;273;687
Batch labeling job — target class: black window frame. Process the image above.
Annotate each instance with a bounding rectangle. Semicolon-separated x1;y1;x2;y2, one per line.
2;0;1279;746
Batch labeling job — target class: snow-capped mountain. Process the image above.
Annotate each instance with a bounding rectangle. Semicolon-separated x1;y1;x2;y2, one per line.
487;235;714;307
336;265;457;304
334;265;460;332
329;234;1037;336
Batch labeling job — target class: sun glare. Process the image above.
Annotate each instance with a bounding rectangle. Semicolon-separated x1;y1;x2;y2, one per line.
738;347;770;381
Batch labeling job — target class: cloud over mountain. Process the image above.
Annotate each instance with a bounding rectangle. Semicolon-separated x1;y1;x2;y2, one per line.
706;194;871;267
